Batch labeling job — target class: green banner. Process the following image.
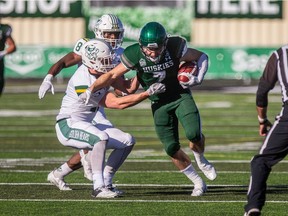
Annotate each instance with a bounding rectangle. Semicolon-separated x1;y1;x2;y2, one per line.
198;47;274;80
5;46;77;78
4;45;275;80
83;3;193;42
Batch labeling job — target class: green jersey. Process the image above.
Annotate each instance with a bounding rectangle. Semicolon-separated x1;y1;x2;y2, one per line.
121;36;190;102
0;24;12;51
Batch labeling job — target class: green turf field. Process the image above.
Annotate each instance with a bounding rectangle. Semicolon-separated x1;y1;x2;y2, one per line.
0;90;287;216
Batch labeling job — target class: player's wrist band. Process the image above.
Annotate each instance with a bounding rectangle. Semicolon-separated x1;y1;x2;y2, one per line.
258;115;268;124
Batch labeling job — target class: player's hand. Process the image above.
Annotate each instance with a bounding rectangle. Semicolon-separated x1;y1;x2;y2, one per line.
38;74;54;99
79;89;92;105
259;119;272;136
179;75;198;89
146;83;166;96
0;51;6;60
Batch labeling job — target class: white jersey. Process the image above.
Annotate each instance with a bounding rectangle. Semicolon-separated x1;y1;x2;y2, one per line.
56;64;109;122
72;38;124;126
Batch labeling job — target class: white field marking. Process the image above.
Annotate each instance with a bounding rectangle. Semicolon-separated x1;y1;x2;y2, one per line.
0;100;231;117
0;142;264;153
1;170;288;175
0;199;287;204
199;101;232;108
0;183;247;187
1;183;287;189
1;158;288;164
0;110;58;117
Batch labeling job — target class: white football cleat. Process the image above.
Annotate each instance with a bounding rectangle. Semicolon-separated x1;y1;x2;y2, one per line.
92;187;118;198
244;208;261;216
195;155;217;181
191;181;207;197
47;170;72;191
80;153;92;181
199;164;217;181
106;184;124;196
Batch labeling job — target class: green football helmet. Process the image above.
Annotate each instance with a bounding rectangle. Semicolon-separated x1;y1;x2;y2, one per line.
139;22;168;63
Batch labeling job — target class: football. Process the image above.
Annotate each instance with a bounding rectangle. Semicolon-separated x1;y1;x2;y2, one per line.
177;61;198;83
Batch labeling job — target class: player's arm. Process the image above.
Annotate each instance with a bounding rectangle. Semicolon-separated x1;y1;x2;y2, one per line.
89;62;129;93
38;38;87;99
4;36;16;54
38;52;81;99
180;48;208;86
0;36;17;60
47;52;81;77
113;76;140;96
98;83;165;109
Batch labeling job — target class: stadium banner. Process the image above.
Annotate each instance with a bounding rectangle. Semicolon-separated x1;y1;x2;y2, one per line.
4;46;275;80
0;0;82;17
82;0;193;42
195;0;283;19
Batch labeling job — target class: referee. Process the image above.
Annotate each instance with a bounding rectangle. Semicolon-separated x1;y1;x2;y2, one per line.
244;45;288;216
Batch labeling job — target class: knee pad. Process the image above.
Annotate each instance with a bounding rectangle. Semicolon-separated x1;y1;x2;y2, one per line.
186;130;201;143
124;133;136;147
165;143;180;157
96;131;109;142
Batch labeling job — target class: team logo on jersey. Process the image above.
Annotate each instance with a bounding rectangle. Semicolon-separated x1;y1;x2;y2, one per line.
164;52;171;62
139;58;146;67
85;45;99;61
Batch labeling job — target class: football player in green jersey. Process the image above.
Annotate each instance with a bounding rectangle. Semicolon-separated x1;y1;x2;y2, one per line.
0;22;16;96
82;22;217;196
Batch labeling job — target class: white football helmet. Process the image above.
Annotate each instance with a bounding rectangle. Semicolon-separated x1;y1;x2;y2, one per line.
94;14;124;50
81;39;115;73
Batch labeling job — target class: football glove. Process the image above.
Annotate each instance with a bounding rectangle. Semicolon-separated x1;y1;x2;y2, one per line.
146;83;166;96
0;51;7;60
38;74;54;99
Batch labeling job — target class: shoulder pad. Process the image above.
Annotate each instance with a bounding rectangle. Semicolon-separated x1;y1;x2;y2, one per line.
167;36;187;59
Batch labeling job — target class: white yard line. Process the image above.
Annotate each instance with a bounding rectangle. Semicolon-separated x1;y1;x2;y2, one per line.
0;198;287;204
1;170;288;174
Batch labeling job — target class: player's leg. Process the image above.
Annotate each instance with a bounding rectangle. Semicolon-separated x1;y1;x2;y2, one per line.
189;135;217;181
99;124;135;194
177;95;217;181
152;102;206;196
47;152;82;190
171;148;207;196
54;118;118;198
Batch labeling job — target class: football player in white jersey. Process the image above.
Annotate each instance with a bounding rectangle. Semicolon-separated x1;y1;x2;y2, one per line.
38;14;139;192
54;39;165;198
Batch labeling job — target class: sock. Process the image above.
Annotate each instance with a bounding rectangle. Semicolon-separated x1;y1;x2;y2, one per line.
91;140;106;190
104;145;134;186
54;163;73;179
181;163;203;184
93;172;105;190
104;165;116;186
79;149;85;158
193;151;209;167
